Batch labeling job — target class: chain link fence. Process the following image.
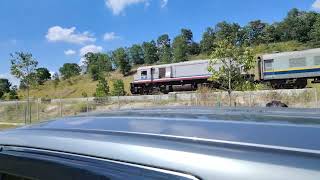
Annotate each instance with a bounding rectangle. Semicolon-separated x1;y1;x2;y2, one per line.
0;88;318;129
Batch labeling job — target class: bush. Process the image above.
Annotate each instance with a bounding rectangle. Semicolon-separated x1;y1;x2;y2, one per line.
111;79;125;96
95;78;109;97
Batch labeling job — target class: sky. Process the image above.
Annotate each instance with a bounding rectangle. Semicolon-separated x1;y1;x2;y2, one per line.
1;0;320;85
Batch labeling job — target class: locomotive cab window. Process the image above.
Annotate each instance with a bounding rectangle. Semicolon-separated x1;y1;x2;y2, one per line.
264;59;274;71
141;71;148;80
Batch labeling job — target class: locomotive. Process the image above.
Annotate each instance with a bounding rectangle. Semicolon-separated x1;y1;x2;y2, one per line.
130;48;320;95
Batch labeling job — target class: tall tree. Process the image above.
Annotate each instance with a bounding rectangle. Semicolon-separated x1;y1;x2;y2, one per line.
129;44;144;65
85;53;112;80
209;40;255;106
10;52;38;123
35;67;51;85
157;34;172;63
243;20;268;46
200;27;216;54
214;21;243;45
59;63;81;80
142;41;159;64
112;48;131;75
173;35;188;62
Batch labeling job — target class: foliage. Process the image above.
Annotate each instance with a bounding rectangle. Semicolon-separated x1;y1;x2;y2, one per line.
85;53;112;80
111;79;125;96
173;35;188;62
129;44;144;65
59;63;81;80
142;41;159;64
214;21;243;45
200;27;216;54
95;77;109;97
35;67;51;85
10;52;38;89
8;85;19;100
0;79;11;98
157;34;172;63
209;40;255;105
112;48;131;75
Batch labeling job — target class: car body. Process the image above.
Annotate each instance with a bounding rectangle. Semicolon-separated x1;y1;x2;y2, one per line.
0;107;320;180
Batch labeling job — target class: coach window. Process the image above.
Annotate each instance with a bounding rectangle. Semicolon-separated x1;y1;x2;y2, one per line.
141;70;148;80
314;56;320;65
289;57;306;67
264;59;274;71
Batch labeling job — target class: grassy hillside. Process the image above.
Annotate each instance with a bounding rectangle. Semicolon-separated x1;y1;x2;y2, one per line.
19;71;134;99
18;41;316;99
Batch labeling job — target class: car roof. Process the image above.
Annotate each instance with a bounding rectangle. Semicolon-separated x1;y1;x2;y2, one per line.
1;107;320;180
2;107;320;151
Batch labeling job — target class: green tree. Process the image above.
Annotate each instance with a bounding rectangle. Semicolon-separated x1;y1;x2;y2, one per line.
10;52;38;123
112;48;131;75
35;67;51;85
59;63;81;80
129;44;144;65
142;41;159;64
8;85;19;100
214;21;243;45
157;34;172;63
200;27;216;54
209;40;255;106
52;72;60;89
243;20;268;46
112;79;125;96
309;16;320;44
95;77;109;97
0;79;11;98
172;35;188;62
85;53;112;80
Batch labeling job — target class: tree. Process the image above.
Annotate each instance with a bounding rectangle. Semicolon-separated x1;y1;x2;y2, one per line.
243;20;268;46
200;27;216;54
111;79;125;96
142;41;159;64
309;16;320;44
129;44;144;65
214;21;243;45
0;79;11;98
59;63;81;80
35;67;51;85
112;48;131;75
10;52;38;123
8;85;18;100
85;53;112;80
209;40;255;106
157;34;172;63
172;35;188;62
95;77;109;97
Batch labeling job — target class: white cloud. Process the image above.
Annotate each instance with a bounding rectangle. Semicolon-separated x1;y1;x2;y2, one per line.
64;49;76;55
105;0;148;15
160;0;168;8
0;73;20;86
79;44;103;56
103;32;120;41
46;26;96;44
312;0;320;10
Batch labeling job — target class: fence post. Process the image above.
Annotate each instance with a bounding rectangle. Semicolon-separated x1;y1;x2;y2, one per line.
249;93;252;107
59;99;62;117
86;98;89;115
37;99;39;122
315;88;318;108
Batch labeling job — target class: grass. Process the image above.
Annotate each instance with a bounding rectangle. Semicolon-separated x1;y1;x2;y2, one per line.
0;124;19;130
19;71;134;99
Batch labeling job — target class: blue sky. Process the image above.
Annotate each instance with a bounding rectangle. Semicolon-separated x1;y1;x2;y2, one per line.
0;0;319;84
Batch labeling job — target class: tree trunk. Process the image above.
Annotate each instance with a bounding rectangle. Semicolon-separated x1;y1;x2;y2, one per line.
228;60;232;107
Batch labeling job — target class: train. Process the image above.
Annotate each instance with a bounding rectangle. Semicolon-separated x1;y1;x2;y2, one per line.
130;48;320;95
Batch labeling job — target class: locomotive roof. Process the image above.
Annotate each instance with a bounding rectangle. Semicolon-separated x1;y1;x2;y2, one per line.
137;59;210;70
261;48;320;59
